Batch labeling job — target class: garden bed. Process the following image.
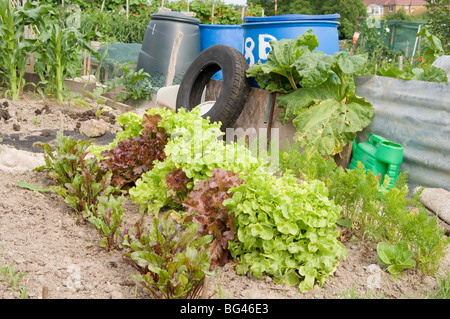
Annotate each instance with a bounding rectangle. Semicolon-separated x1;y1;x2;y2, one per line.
0;95;449;299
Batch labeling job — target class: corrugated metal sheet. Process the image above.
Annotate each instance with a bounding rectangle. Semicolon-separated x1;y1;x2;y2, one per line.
355;75;450;192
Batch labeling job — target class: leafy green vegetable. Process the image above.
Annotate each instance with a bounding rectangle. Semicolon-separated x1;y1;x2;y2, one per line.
17;181;51;193
279;142;449;276
33;131;122;219
377;241;416;279
86;194;127;251
105;61;155;103
416;27;444;66
375;27;448;84
183;168;243;268
122;212;214;299
129;107;267;214
247;30;373;156
277;78;374;156
223;170;347;293
246;29;319;93
33;130;91;187
99;113;168;190
130;158;179;214
89;111;148;158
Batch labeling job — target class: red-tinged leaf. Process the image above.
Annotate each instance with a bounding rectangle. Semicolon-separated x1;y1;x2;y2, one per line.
100;114;168;189
182;168;243;268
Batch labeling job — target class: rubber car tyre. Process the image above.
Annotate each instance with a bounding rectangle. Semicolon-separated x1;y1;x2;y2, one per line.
176;44;250;130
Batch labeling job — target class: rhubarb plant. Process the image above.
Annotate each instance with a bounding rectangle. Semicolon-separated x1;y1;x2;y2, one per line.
247;30;374;156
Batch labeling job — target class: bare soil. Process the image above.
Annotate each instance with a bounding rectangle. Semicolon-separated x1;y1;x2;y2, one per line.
0;93;449;299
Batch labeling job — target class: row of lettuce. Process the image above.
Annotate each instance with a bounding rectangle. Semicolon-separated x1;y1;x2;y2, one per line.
29;29;449;298
33;104;448;297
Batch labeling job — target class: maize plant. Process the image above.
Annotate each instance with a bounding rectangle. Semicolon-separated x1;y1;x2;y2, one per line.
32;3;97;102
0;0;38;100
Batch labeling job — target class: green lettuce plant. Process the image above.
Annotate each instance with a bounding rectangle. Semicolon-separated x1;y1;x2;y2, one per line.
377;241;416;279
279;142;449;276
127;107;267;214
223;169;347;293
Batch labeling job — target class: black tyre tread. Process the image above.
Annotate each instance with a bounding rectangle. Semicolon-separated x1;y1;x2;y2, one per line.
176;44;250;130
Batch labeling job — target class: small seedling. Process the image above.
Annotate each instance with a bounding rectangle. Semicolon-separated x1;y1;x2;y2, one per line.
0;249;28;299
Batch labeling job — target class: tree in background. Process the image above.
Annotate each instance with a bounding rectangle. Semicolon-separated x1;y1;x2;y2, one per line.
276;0;318;15
248;0;276;16
248;0;367;39
425;0;450;53
318;0;367;39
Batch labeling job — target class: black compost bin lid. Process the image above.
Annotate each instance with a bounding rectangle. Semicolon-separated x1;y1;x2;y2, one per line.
151;11;200;25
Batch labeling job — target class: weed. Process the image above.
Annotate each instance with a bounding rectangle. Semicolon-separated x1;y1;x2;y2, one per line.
0;249;28;299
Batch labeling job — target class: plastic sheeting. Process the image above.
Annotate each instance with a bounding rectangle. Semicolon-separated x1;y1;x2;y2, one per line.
354;75;450;192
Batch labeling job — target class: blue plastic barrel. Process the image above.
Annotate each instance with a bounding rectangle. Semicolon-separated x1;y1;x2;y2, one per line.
199;24;243;80
199;24;243;52
242;14;340;67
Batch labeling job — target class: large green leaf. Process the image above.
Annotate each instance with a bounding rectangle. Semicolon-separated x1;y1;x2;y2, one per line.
376;241;416;278
332;52;368;76
246;29;319;92
277;79;373;156
294;50;335;88
416;27;444;65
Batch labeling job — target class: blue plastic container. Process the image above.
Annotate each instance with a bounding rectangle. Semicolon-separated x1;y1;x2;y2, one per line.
242;14;340;66
199;24;243;52
199;24;243;80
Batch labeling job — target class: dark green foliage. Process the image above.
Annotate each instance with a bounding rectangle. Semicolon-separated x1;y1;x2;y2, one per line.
425;0;450;54
279;142;450;275
252;0;367;39
105;62;155;103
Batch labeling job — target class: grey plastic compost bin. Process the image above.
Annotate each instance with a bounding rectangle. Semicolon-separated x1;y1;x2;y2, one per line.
136;11;201;85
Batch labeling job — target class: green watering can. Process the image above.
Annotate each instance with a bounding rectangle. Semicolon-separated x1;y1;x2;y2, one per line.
349;133;404;190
